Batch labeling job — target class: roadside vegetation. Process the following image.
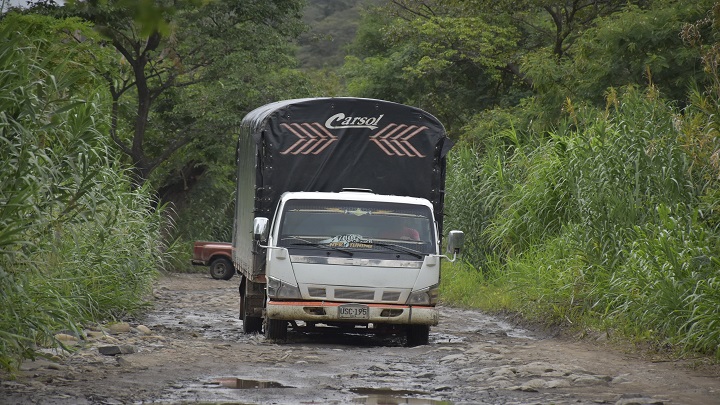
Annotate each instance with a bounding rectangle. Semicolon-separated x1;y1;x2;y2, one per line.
1;0;719;373
0;17;166;371
0;1;313;372
338;0;720;361
426;3;720;358
442;86;720;357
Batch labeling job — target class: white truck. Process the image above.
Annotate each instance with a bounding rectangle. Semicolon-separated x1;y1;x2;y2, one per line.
233;98;463;346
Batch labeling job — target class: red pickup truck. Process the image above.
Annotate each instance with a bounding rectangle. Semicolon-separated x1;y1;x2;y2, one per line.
191;241;234;280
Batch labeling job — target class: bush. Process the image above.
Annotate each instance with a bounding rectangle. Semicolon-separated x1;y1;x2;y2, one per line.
0;21;167;372
444;86;720;357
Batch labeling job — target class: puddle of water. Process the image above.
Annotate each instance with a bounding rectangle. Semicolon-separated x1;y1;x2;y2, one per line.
206;378;291;389
350;388;452;405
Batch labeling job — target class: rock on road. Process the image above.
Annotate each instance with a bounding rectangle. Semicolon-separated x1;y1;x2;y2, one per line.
1;273;718;405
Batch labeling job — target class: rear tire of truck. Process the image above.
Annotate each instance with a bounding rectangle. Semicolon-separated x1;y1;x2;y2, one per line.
264;318;288;341
242;309;262;334
406;325;430;347
240;285;263;334
209;257;234;280
238;278;247;322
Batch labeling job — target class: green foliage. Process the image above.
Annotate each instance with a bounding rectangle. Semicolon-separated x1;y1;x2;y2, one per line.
445;85;720;357
297;0;377;69
606;206;719;353
49;0;309;188
343;2;523;134
13;0;321;258
113;0;318;249
444;146;491;267
0;22;166;372
345;1;713;138
523;1;709;122
439;261;508;309
352;0;720;359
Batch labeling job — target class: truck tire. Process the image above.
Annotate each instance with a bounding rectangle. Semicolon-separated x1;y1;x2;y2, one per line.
243;313;262;334
265;318;288;341
209;257;234;280
241;287;263;334
406;325;430;347
242;307;262;334
238;278;247;321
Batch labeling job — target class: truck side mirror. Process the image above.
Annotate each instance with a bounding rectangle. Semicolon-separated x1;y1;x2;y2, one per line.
253;217;269;242
446;230;465;255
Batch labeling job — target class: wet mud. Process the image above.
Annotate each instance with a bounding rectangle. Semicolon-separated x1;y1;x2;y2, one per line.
1;273;718;405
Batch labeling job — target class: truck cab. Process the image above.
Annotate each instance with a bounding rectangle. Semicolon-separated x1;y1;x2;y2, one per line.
254;190;463;345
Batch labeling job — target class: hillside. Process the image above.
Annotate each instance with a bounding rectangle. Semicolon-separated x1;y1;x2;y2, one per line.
297;0;380;69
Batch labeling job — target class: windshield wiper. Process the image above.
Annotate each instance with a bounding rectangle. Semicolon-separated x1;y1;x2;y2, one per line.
370;241;424;259
290;238;354;256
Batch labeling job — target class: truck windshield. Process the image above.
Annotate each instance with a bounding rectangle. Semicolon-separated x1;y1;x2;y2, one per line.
277;199;436;256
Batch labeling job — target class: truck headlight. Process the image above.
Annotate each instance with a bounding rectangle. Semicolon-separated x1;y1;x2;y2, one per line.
406;285;439;306
267;276;301;299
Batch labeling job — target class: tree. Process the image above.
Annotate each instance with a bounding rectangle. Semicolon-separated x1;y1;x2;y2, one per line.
343;1;522;134
53;0;306;187
343;0;713;135
0;12;167;371
343;0;637;132
522;1;711;121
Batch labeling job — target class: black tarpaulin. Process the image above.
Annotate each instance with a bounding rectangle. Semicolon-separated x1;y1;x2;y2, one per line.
239;98;451;227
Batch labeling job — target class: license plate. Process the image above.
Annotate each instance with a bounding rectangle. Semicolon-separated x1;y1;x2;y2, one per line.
338;304;369;319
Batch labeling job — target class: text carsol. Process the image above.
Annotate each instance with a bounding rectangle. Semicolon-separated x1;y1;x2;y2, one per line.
325;113;384;130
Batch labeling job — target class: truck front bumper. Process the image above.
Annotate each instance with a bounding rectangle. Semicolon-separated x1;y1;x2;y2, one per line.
266;300;439;325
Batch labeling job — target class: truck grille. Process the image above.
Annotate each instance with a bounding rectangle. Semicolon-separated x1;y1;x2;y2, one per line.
307;287;327;298
305;286;403;303
381;291;401;302
335;289;375;300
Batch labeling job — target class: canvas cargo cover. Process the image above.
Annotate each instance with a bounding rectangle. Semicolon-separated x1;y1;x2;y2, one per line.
240;97;452;218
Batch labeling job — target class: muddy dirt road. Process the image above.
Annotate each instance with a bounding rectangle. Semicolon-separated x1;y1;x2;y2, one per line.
2;273;719;405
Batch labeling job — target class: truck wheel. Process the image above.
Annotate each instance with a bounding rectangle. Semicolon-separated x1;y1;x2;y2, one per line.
238;280;245;320
209;257;234;280
265;318;288;341
242;307;263;334
241;291;262;334
406;325;430;347
243;313;262;334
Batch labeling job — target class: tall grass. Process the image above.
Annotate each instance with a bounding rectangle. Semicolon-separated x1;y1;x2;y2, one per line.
0;23;167;371
445;86;720;358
